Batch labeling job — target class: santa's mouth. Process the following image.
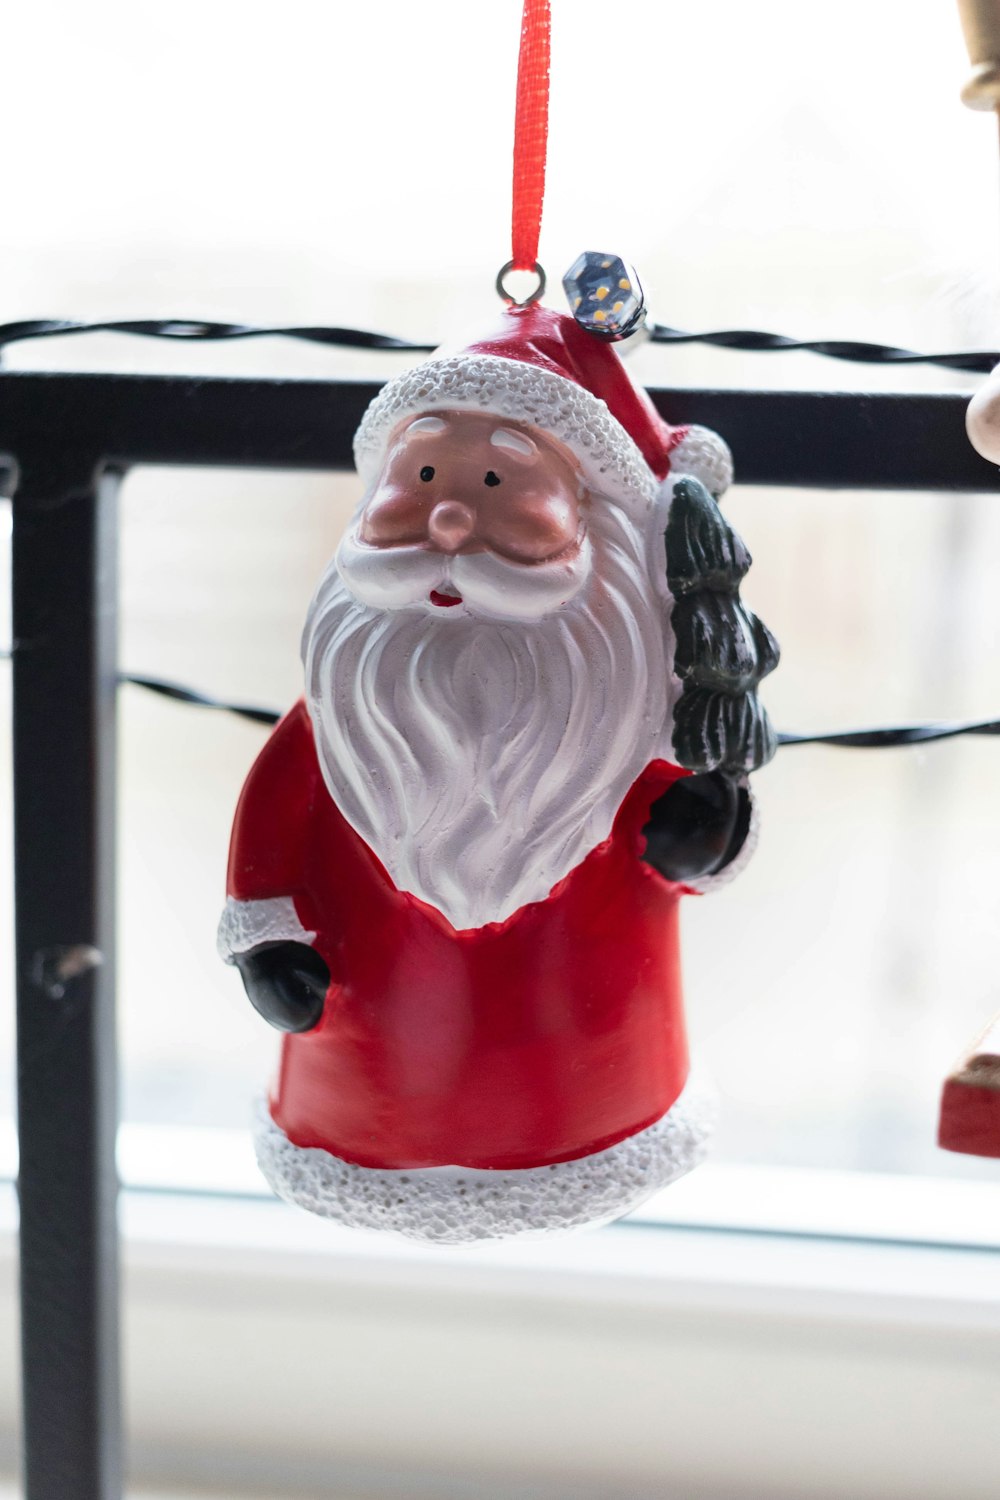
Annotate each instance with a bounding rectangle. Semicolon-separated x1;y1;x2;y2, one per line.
429;589;463;608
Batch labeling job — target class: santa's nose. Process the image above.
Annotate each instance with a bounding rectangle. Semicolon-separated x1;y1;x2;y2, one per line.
427;500;475;552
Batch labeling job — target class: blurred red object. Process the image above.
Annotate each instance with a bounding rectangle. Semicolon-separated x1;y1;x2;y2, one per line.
939;1014;1000;1158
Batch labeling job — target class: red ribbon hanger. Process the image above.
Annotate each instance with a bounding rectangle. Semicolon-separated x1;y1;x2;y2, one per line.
510;0;551;277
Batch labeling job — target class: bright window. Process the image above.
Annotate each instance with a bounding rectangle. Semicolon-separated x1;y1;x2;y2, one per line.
1;2;998;1492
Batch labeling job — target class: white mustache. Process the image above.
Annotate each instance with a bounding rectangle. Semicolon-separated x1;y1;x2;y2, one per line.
336;529;591;621
336;533;440;609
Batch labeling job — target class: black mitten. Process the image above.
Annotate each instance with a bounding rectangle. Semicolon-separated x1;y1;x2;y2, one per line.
234;941;329;1033
641;772;751;884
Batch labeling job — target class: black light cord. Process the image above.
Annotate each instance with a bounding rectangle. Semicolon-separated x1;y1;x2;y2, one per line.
0;318;435;355
1;315;994;744
106;672;1000;749
777;720;1000;749
0;316;996;375
123;672;281;726
0;651;994;747
647;323;997;376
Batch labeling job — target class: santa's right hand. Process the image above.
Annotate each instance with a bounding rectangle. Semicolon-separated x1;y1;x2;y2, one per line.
234;942;329;1033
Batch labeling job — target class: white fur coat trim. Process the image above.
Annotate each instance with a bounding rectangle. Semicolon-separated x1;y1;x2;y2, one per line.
253;1074;716;1244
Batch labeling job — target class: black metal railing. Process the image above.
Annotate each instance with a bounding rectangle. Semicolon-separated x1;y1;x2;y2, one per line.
1;369;996;1500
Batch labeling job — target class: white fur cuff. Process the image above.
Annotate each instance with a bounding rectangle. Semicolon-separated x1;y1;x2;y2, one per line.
217;896;316;964
253;1075;716;1244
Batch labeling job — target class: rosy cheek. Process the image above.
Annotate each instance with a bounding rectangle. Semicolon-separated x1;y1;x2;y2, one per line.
358;491;429;546
486;493;580;562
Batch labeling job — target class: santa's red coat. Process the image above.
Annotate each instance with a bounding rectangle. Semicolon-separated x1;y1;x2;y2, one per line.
227;701;692;1171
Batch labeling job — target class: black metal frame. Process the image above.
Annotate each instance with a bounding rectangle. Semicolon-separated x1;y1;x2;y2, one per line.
0;369;995;1500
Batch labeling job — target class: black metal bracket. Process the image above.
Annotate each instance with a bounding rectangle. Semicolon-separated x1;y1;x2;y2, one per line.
0;373;997;491
1;370;995;1500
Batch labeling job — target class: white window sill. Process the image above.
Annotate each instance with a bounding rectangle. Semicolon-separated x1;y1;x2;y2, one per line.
112;1120;1000;1251
4;1117;997;1254
0;1124;997;1498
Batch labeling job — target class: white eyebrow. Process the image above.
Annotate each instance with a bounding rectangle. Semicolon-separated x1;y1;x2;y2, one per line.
491;428;536;457
407;416;447;435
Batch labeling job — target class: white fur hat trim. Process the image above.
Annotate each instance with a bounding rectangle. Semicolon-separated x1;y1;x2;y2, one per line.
353;353;659;512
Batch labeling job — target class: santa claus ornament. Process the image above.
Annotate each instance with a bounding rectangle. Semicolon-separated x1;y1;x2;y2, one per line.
218;3;778;1241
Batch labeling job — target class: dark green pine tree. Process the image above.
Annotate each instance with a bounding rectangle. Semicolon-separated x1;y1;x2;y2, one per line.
665;477;779;776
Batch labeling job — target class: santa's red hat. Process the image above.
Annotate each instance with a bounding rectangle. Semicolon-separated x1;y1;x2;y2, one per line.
354;304;733;508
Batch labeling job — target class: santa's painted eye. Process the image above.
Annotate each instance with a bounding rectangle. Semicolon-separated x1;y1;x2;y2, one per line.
419;466;435;482
484;471;501;487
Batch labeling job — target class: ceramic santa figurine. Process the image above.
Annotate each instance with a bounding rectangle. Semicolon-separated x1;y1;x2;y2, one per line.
219;277;778;1242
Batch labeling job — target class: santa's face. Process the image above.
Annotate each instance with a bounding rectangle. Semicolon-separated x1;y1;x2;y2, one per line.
303;415;675;928
337;411;590;622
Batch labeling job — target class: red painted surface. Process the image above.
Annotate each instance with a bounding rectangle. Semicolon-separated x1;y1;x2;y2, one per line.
465;305;686;484
228;701;692;1171
938;1078;1000;1159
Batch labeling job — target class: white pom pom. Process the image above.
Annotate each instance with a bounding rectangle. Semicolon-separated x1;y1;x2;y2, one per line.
669;425;734;498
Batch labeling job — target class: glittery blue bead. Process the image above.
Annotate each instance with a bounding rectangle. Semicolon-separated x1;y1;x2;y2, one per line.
562;252;645;340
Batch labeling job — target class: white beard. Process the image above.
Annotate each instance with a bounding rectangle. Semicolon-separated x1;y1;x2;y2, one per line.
302;506;676;930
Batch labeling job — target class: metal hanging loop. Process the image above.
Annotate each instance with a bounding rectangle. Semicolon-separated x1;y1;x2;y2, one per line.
496;260;547;308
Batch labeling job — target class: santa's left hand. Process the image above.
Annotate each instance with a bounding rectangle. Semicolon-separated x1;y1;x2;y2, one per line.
641;772;751;884
234;942;329;1033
